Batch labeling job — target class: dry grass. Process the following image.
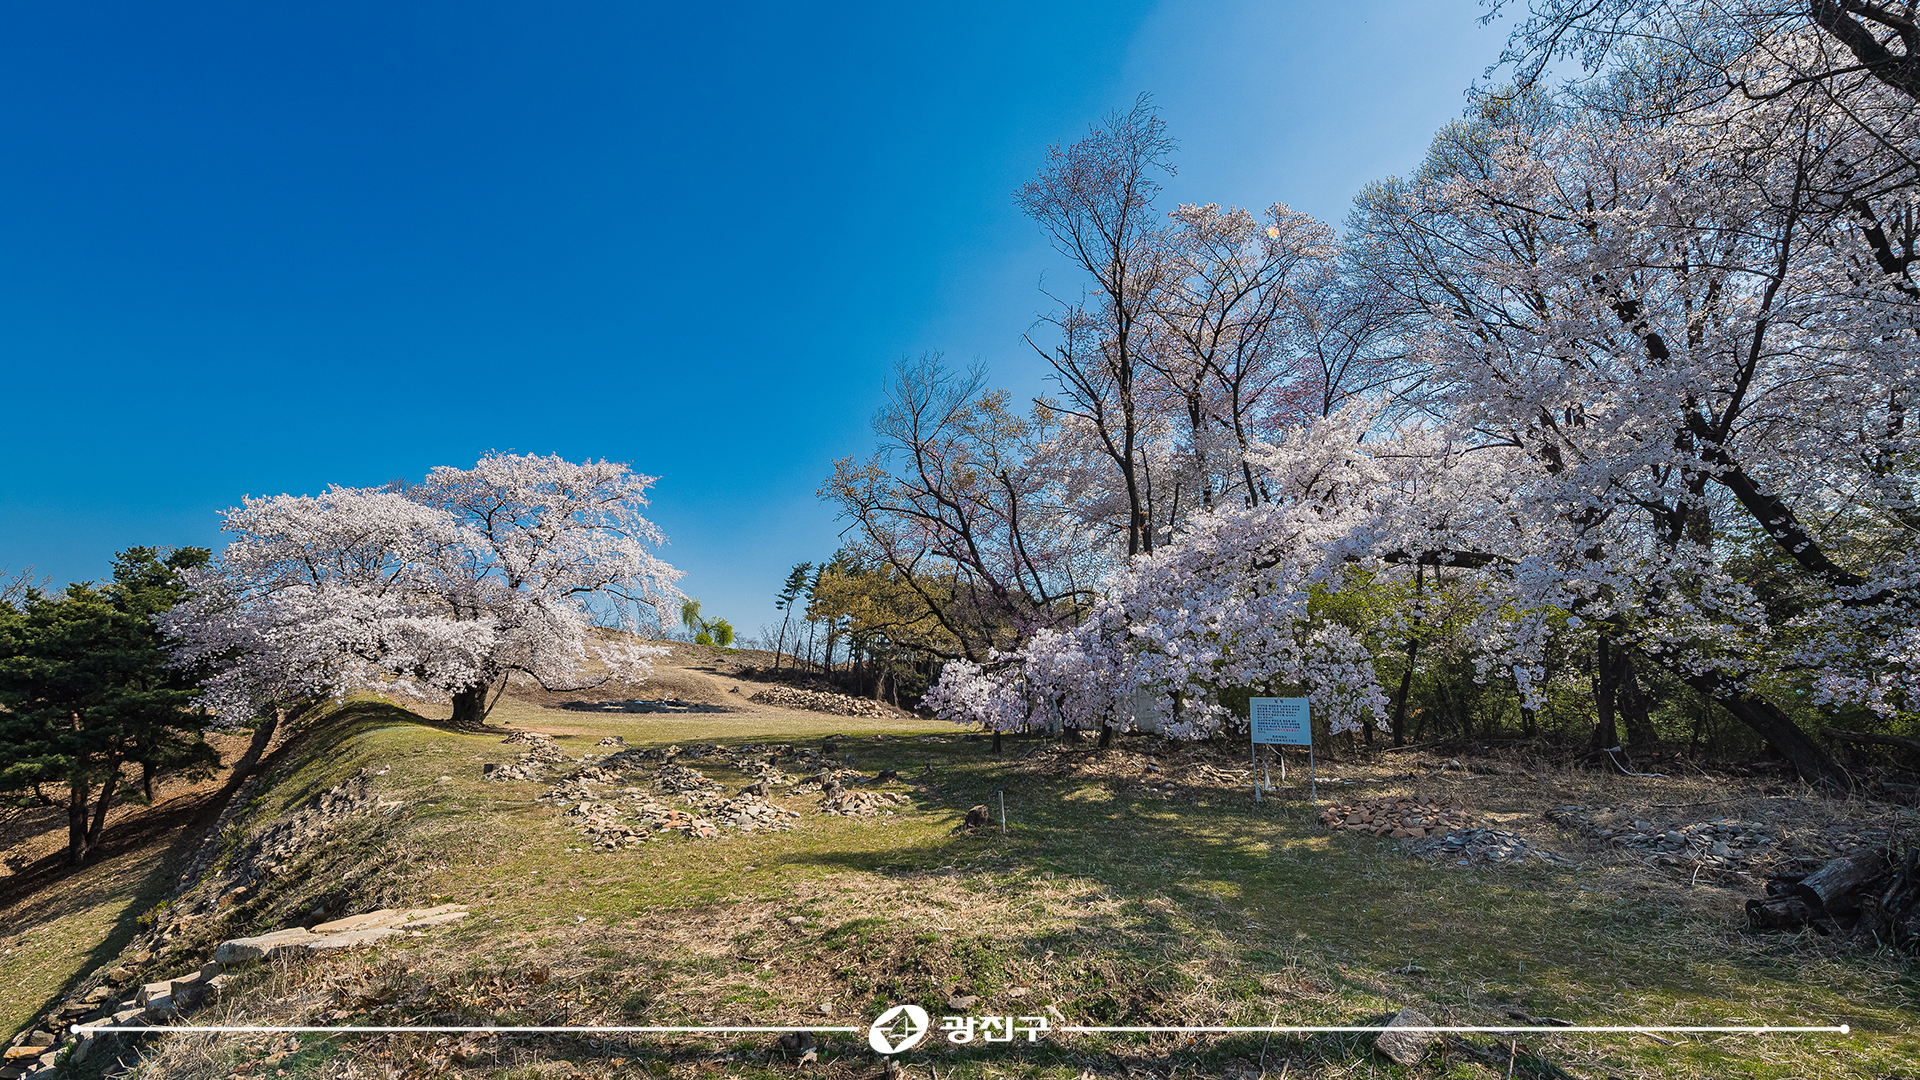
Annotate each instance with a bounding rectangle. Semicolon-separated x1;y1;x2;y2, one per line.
0;732;262;1042
17;682;1917;1080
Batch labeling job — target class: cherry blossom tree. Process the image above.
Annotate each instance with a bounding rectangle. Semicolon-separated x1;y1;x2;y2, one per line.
927;33;1916;787
1019;94;1178;557
168;452;680;727
1148;202;1336;514
1487;0;1920;103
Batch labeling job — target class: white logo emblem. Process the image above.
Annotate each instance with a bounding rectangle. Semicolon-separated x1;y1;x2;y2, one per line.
867;1004;931;1054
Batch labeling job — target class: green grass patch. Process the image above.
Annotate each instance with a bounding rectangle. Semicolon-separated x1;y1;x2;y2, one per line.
79;698;1917;1079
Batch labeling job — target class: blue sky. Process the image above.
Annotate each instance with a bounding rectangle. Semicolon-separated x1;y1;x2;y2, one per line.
0;1;1509;638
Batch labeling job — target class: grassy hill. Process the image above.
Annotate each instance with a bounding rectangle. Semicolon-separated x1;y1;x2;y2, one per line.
4;647;1914;1079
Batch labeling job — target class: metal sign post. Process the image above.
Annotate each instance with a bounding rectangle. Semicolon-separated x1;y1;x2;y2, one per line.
1249;697;1314;805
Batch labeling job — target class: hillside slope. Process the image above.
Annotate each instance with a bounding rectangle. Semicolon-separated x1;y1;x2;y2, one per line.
4;647;1914;1079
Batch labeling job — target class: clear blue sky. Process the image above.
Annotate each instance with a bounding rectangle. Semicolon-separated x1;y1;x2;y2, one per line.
0;1;1509;638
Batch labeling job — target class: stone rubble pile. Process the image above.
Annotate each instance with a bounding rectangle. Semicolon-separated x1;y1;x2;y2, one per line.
538;756;801;848
483;732;571;782
8;906;468;1078
656;763;724;795
748;684;894;718
1407;827;1569;866
1545;803;1911;877
790;767;867;795
818;789;908;816
740;759;795;785
562;799;715;845
1320;797;1473;838
710;793;803;832
1547;806;1778;871
560;697;734;714
500;735;907;846
596;746;669;770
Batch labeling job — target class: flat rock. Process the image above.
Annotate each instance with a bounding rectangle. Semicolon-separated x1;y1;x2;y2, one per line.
312;908;403;934
308;927;408;952
214;928;320;965
392;910;468;930
1374;1008;1434;1066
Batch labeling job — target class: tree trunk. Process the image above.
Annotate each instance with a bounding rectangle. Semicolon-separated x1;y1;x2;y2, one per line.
992;729;1002;755
141;760;156;803
1668;671;1851;789
201;706;283;827
1619;652;1655;748
87;761;121;849
67;773;90;866
1391;565;1424;747
451;682;490;728
1591;635;1620;753
1098;723;1114;749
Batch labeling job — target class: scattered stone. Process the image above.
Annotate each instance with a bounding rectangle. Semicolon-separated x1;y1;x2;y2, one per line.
657;764;724;795
560;697;735;714
1407;827;1566;866
539;755;799;847
1374;1007;1434;1066
1542;804;1915;882
1320;797;1472;838
484;732;570;782
749;685;894;719
789;767;863;795
819;789;906;817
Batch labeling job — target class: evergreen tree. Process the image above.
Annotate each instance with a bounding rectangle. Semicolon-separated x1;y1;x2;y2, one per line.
0;547;218;865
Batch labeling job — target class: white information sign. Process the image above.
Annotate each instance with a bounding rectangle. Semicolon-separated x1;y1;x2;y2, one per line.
1249;697;1311;746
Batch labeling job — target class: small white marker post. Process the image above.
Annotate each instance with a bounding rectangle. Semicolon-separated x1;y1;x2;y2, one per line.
1249;697;1313;806
1251;731;1260;805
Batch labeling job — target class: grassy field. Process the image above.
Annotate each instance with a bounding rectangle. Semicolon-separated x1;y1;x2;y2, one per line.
15;685;1917;1080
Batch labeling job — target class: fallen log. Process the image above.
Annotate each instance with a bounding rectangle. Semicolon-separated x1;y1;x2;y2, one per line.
1745;895;1814;930
1792;851;1891;916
